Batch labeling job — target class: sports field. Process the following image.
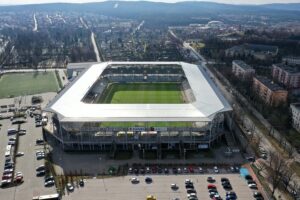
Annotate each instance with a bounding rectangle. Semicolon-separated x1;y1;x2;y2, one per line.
99;121;192;128
0;72;59;98
98;82;184;104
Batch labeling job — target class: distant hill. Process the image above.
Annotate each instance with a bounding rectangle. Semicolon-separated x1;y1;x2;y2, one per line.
261;3;300;11
0;1;299;25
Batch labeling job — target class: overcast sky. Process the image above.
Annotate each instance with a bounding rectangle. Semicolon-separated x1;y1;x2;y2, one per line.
0;0;300;5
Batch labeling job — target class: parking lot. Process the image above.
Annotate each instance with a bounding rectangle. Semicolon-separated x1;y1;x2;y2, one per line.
63;173;256;200
0;117;56;199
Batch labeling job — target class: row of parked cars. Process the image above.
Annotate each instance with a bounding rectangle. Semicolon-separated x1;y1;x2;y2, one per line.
243;174;264;200
128;165;240;175
1;129;25;187
206;177;237;200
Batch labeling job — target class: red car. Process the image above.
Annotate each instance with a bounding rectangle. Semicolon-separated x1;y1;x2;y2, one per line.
2;174;12;180
188;166;194;173
207;184;217;189
14;176;23;183
151;166;157;173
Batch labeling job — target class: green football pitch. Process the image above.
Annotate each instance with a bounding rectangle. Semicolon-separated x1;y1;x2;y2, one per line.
98;82;184;104
0;72;59;98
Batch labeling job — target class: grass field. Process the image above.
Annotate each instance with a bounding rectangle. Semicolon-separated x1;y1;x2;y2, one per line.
99;121;192;127
98;82;184;104
0;72;59;98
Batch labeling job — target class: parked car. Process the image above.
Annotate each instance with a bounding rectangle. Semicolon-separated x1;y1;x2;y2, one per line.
1;179;12;188
67;183;74;191
248;183;258;189
15;172;23;177
131;177;139;184
186;189;196;194
128;168;133;174
44;180;55;187
183;167;188;173
198;167;203;173
145;177;152;183
3;168;13;173
245;175;253;180
185;179;193;184
36;170;46;177
79;179;84;187
164;168;169;174
207;184;217;189
185;183;194;189
8;137;16;141
177;168;182;174
2;174;13;179
36;165;45;171
207;176;216;182
18;131;26;136
253;192;263;198
16;152;24;157
171;183;178;190
213;166;219;173
146;167;151;174
36;139;44;145
7;141;15;145
14;176;23;184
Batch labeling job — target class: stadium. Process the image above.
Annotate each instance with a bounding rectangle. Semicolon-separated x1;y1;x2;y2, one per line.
45;61;231;153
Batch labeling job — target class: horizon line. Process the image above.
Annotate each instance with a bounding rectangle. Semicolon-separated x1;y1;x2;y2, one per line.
0;0;299;6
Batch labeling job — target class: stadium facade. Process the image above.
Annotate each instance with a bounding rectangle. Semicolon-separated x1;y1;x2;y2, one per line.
45;62;232;152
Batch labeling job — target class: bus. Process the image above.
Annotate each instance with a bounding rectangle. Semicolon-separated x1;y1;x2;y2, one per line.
32;193;60;200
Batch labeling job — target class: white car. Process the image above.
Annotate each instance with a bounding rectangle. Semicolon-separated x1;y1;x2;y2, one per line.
248;183;257;189
3;169;13;173
198;167;203;173
131;177;139;184
171;183;178;189
177;168;182;174
15;172;23;178
16;152;24;157
213;166;219;173
66;183;74;191
185;179;193;184
8;141;15;145
187;193;197;198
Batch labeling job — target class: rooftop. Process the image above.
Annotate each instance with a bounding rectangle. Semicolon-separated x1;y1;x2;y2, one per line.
45;62;231;122
291;103;300;110
228;43;278;54
233;60;253;71
255;76;285;92
273;63;300;74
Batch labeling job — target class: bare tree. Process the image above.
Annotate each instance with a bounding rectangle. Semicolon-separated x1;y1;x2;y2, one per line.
255;161;267;176
267;151;289;197
286;145;295;159
282;170;294;191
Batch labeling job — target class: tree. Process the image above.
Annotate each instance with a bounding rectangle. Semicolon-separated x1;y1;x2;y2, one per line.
267;151;289;197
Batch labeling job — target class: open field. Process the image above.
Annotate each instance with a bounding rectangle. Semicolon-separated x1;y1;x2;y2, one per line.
0;72;59;98
98;82;184;104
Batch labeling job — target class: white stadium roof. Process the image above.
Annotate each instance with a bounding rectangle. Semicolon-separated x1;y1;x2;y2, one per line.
45;62;231;122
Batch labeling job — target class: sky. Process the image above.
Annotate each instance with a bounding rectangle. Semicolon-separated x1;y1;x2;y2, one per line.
0;0;300;5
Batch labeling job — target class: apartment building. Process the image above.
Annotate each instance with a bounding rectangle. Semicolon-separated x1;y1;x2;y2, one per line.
272;63;300;89
232;60;255;80
253;76;288;106
290;103;300;132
